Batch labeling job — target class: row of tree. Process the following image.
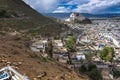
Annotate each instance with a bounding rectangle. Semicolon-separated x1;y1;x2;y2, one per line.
79;64;103;80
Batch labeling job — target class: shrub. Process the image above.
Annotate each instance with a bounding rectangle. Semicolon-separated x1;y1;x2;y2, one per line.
113;69;120;78
0;31;7;35
79;64;87;73
0;9;10;18
90;69;102;80
66;36;76;52
88;63;97;71
14;35;21;41
100;47;114;61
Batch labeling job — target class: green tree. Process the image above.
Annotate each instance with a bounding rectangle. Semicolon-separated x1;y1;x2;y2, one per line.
100;47;114;61
0;9;10;18
78;63;103;80
0;9;6;17
79;64;87;73
90;69;103;80
113;69;120;79
88;63;97;71
66;36;76;52
85;52;95;61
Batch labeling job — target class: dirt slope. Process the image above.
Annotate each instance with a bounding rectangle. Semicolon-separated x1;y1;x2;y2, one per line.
0;35;89;80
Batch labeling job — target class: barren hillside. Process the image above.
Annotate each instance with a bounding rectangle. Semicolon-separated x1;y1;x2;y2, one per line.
0;0;65;37
0;34;89;80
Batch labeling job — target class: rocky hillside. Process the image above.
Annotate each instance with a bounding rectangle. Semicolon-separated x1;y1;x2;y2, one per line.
0;0;65;37
0;34;89;80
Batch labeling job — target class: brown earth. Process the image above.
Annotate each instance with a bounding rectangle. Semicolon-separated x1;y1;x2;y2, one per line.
0;34;89;80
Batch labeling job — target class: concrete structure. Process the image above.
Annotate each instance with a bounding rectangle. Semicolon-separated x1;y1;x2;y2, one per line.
30;40;47;52
75;52;86;60
70;12;85;21
76;55;86;60
53;40;63;47
52;40;69;63
112;38;120;48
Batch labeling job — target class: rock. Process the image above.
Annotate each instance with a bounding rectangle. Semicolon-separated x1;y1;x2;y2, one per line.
13;62;18;66
33;78;37;80
60;76;65;80
18;62;22;65
7;62;11;65
37;72;47;78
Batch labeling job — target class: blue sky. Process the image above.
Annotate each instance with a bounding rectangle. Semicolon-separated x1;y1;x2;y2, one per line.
23;0;120;14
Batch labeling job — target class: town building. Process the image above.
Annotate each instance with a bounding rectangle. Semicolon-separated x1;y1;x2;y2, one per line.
30;40;47;53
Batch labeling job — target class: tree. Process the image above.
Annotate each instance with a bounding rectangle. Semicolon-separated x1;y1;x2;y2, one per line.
0;9;10;18
78;63;103;80
47;40;53;58
113;69;120;79
88;63;97;71
66;36;76;52
79;64;87;73
100;47;114;61
90;69;102;80
0;9;6;18
85;52;95;61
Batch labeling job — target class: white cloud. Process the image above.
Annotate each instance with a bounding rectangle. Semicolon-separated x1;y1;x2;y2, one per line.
53;6;70;13
23;0;59;13
73;0;120;13
67;0;89;5
23;0;120;13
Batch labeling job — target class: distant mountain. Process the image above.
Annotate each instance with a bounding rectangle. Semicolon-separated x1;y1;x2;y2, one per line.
43;13;120;19
43;13;71;19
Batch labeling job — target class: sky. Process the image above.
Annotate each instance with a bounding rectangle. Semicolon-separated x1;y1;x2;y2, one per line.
23;0;120;14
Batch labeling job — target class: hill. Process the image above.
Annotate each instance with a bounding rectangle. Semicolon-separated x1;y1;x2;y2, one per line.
0;0;64;37
0;0;90;80
0;34;89;80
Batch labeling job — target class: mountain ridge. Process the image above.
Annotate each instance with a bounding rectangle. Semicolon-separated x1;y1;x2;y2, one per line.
0;0;64;37
43;13;120;19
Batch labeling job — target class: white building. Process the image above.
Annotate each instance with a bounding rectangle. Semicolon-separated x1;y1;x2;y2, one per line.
70;12;85;21
53;40;63;47
65;12;85;22
75;52;86;60
112;37;120;48
30;40;47;52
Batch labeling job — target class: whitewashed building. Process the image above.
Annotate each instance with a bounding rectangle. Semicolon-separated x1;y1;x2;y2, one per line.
30;40;47;52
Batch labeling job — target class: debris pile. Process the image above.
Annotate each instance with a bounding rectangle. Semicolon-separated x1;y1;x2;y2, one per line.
0;66;29;80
